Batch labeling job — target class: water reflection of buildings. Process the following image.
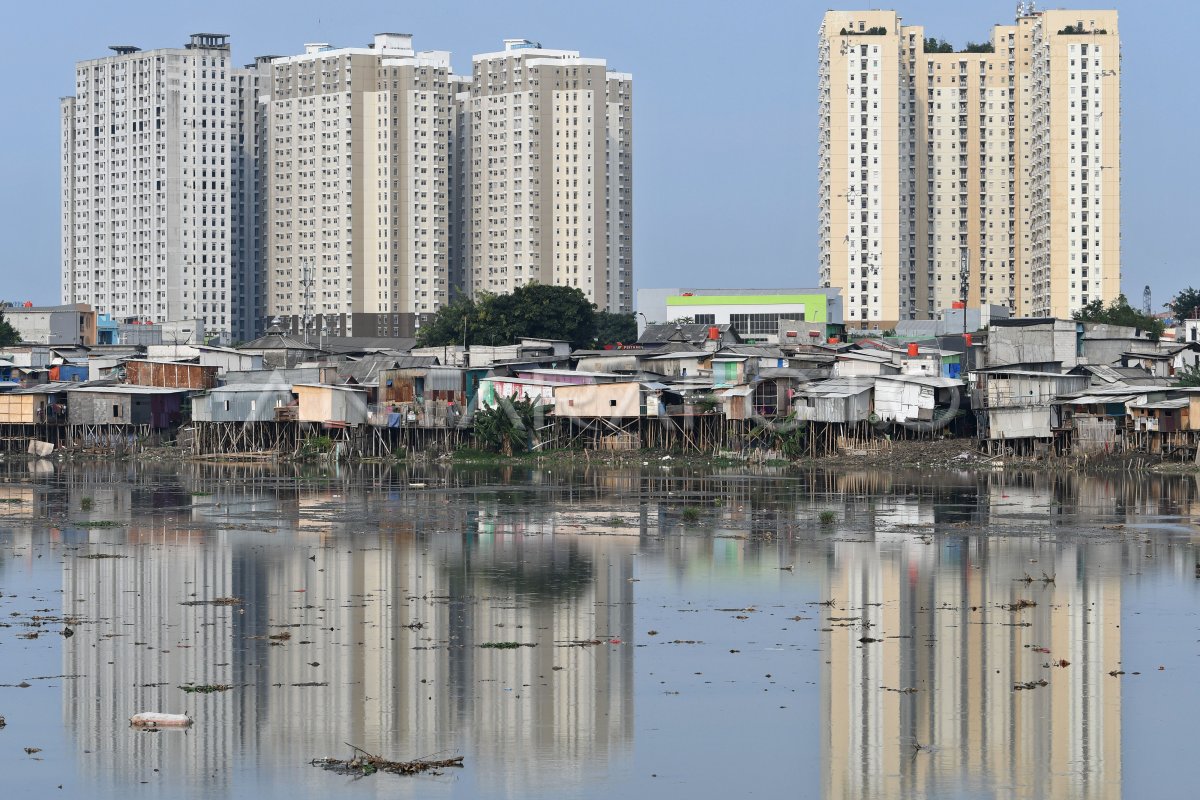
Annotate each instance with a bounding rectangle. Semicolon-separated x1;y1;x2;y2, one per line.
822;528;1126;799
59;481;635;793
16;459;1200;798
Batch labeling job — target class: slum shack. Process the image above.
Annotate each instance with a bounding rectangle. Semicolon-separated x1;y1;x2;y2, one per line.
718;385;756;420
66;385;187;429
196;345;263;375
1053;390;1141;454
873;375;963;426
293;384;368;426
793;378;873;423
378;363;463;405
124;359;219;390
0;384;70;425
237;327;325;369
373;363;467;428
477;376;556;411
969;369;1088;454
711;355;750;388
192;384;297;422
554;381;663;419
1128;394;1199;456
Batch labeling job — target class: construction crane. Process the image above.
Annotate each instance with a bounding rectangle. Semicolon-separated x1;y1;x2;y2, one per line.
1143;285;1152;316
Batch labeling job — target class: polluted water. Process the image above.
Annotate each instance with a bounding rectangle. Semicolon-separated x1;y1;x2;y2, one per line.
1;459;1199;799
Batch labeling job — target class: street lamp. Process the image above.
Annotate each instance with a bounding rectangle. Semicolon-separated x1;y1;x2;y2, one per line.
635;311;649;340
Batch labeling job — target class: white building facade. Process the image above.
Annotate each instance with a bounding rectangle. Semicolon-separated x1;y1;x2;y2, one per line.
61;34;237;341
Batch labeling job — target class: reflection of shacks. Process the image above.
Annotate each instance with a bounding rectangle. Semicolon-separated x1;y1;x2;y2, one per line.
192;384;296;423
66;385;187;428
293;384;368;425
124;359;218;390
554;381;665;418
793;379;873;423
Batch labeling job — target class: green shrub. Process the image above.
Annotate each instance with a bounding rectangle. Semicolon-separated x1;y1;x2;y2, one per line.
473;397;542;455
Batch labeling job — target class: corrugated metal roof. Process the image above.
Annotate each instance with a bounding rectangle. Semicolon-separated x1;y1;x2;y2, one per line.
207;384;294;394
293;383;366;394
65;385;187;395
875;375;963;388
642;350;708;360
1132;398;1189;410
1054;394;1138;405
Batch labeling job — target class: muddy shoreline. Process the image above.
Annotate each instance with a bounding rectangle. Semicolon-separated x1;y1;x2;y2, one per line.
8;436;1194;475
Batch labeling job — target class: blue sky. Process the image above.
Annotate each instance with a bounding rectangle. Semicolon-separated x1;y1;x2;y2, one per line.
1;0;1194;312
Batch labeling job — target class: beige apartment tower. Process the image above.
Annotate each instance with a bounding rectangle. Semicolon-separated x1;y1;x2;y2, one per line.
818;8;1120;327
467;40;633;313
267;34;454;338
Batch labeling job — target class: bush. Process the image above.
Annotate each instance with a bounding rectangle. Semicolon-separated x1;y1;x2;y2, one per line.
297;435;335;460
473;397;542;455
819;510;838;525
681;506;702;524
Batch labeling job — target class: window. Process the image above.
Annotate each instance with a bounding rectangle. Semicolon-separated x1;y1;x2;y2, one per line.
692;313;716;325
729;313;793;336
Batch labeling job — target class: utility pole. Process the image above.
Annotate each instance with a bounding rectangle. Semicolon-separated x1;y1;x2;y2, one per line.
299;259;314;345
960;250;970;372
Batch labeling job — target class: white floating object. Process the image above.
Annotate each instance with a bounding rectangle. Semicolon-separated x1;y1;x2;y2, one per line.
130;712;193;728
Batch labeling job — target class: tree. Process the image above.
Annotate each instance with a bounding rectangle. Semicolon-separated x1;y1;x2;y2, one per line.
0;309;19;347
963;41;994;53
592;311;637;348
415;295;482;348
1177;362;1200;388
924;37;954;53
1073;294;1165;341
1167;286;1200;322
489;283;595;349
473;396;542;455
416;283;597;350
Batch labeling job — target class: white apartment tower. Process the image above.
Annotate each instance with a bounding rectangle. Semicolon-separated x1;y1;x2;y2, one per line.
61;34;236;340
468;40;633;313
62;34;634;338
818;8;1120;327
266;34;454;338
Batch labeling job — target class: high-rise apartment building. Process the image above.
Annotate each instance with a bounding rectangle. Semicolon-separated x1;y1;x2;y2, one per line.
818;8;1119;327
231;55;274;342
61;34;237;340
63;34;633;339
467;40;633;313
266;34;454;338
